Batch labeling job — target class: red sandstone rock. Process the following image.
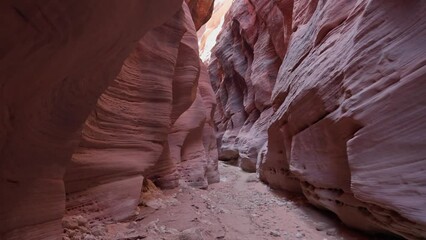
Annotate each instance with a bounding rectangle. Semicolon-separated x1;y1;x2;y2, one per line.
198;0;234;62
207;0;426;238
0;1;183;239
209;0;283;172
64;7;187;222
0;0;220;239
64;2;219;222
186;0;215;30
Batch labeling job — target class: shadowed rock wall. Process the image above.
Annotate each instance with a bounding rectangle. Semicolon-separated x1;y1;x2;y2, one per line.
64;1;219;226
0;1;219;239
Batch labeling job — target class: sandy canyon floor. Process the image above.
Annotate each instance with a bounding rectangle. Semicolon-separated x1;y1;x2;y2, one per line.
63;162;401;240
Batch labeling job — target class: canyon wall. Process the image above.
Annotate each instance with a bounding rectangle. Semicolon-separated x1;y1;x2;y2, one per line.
65;2;219;223
208;0;426;239
186;0;215;30
0;1;218;239
198;0;234;62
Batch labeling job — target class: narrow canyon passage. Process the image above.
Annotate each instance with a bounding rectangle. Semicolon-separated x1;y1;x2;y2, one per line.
1;0;425;240
63;162;398;240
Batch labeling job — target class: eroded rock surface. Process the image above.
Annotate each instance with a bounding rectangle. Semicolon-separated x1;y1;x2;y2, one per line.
207;0;426;238
0;1;219;239
186;0;215;30
198;0;234;62
0;1;183;239
65;2;219;224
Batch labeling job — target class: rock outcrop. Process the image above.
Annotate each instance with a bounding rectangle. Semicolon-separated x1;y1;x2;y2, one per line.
208;0;426;238
0;1;218;239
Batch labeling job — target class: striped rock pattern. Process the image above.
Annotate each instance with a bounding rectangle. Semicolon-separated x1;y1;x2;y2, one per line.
208;0;426;238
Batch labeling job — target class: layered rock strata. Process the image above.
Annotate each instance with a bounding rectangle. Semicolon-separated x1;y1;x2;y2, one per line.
0;0;218;239
198;0;234;63
65;2;219;224
208;0;426;238
0;1;182;239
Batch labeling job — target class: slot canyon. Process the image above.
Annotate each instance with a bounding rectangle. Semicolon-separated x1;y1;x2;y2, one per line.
0;0;425;239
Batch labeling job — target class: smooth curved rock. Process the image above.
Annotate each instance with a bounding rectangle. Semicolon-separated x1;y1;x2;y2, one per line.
209;0;284;173
186;0;215;30
0;1;182;239
207;0;426;238
64;7;187;222
0;0;222;238
64;2;219;222
198;0;234;62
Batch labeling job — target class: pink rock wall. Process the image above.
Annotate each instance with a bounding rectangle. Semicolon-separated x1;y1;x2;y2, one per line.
210;0;284;172
0;0;218;239
186;0;215;30
65;2;219;223
209;0;426;238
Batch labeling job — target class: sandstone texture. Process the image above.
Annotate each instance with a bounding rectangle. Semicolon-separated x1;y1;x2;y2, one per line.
198;0;234;62
186;0;215;30
0;1;218;239
65;1;219;226
207;0;426;238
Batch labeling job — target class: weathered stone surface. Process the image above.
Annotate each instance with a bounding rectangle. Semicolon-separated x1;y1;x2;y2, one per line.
0;1;182;239
0;0;220;239
64;7;187;222
186;0;215;30
198;0;234;62
209;0;284;173
207;0;426;238
64;2;219;222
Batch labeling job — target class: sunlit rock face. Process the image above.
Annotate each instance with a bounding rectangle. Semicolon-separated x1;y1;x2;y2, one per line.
65;2;219;223
0;0;219;239
208;0;426;238
198;0;234;62
209;0;285;172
